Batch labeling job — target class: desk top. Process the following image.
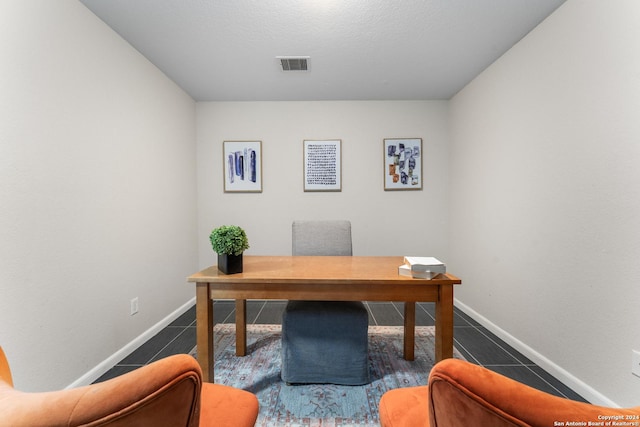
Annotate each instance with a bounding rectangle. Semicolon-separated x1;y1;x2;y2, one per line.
188;255;461;285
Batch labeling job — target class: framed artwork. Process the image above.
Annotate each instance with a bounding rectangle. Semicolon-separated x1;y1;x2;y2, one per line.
303;139;342;192
384;138;423;190
223;141;262;193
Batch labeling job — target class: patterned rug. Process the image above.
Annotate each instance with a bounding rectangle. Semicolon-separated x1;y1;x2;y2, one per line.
191;324;464;427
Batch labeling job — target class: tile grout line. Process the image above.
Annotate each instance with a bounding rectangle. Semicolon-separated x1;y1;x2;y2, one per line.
364;302;379;326
143;326;190;365
468;323;571;399
251;301;267;324
453;338;481;365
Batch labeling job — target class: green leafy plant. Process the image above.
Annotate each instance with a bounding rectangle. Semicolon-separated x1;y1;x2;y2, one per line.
209;225;250;256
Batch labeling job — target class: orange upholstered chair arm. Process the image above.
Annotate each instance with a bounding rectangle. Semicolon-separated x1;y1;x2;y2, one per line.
0;352;202;427
428;359;640;427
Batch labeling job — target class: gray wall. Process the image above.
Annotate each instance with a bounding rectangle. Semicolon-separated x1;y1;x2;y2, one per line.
449;0;640;407
0;0;198;391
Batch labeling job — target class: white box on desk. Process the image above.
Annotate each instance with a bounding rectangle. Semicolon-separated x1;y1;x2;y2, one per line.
403;256;446;274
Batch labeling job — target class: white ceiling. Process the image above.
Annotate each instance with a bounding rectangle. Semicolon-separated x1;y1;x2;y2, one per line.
80;0;566;102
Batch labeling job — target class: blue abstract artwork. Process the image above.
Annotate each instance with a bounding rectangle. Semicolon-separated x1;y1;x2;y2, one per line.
223;141;262;192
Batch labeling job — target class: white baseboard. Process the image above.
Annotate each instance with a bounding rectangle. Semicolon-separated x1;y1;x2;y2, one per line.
454;299;619;407
66;297;196;389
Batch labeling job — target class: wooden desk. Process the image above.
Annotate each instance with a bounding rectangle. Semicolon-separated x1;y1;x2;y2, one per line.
187;256;461;382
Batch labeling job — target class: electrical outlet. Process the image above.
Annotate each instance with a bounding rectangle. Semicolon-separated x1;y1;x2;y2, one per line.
633;350;640;378
130;297;139;316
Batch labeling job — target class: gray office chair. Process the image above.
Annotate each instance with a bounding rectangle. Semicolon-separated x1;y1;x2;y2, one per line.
280;220;370;385
290;220;353;257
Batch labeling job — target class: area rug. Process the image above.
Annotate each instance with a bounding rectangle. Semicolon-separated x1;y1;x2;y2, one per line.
191;324;464;427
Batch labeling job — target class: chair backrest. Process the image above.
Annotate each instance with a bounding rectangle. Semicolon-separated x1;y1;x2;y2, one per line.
0;348;202;427
0;346;13;387
428;358;640;427
292;220;352;256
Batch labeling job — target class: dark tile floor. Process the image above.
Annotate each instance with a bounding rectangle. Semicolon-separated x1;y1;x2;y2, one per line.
94;300;586;402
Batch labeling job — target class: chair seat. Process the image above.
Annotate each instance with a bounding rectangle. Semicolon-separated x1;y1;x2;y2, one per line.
379;385;430;427
281;300;370;385
199;383;259;427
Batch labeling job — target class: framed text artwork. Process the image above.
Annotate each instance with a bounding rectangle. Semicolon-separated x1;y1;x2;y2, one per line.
303;139;342;192
384;138;423;190
223;141;262;193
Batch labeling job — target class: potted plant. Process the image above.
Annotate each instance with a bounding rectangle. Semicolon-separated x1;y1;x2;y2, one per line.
209;225;250;274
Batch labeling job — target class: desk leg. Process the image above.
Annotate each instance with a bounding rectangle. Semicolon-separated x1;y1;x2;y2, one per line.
235;299;247;356
196;282;214;382
435;284;454;361
403;301;416;361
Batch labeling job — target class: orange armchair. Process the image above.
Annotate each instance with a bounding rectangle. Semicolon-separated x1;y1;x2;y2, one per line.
0;346;258;427
379;358;640;427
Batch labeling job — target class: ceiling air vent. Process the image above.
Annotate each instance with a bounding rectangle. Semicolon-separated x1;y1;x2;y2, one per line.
277;56;310;71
